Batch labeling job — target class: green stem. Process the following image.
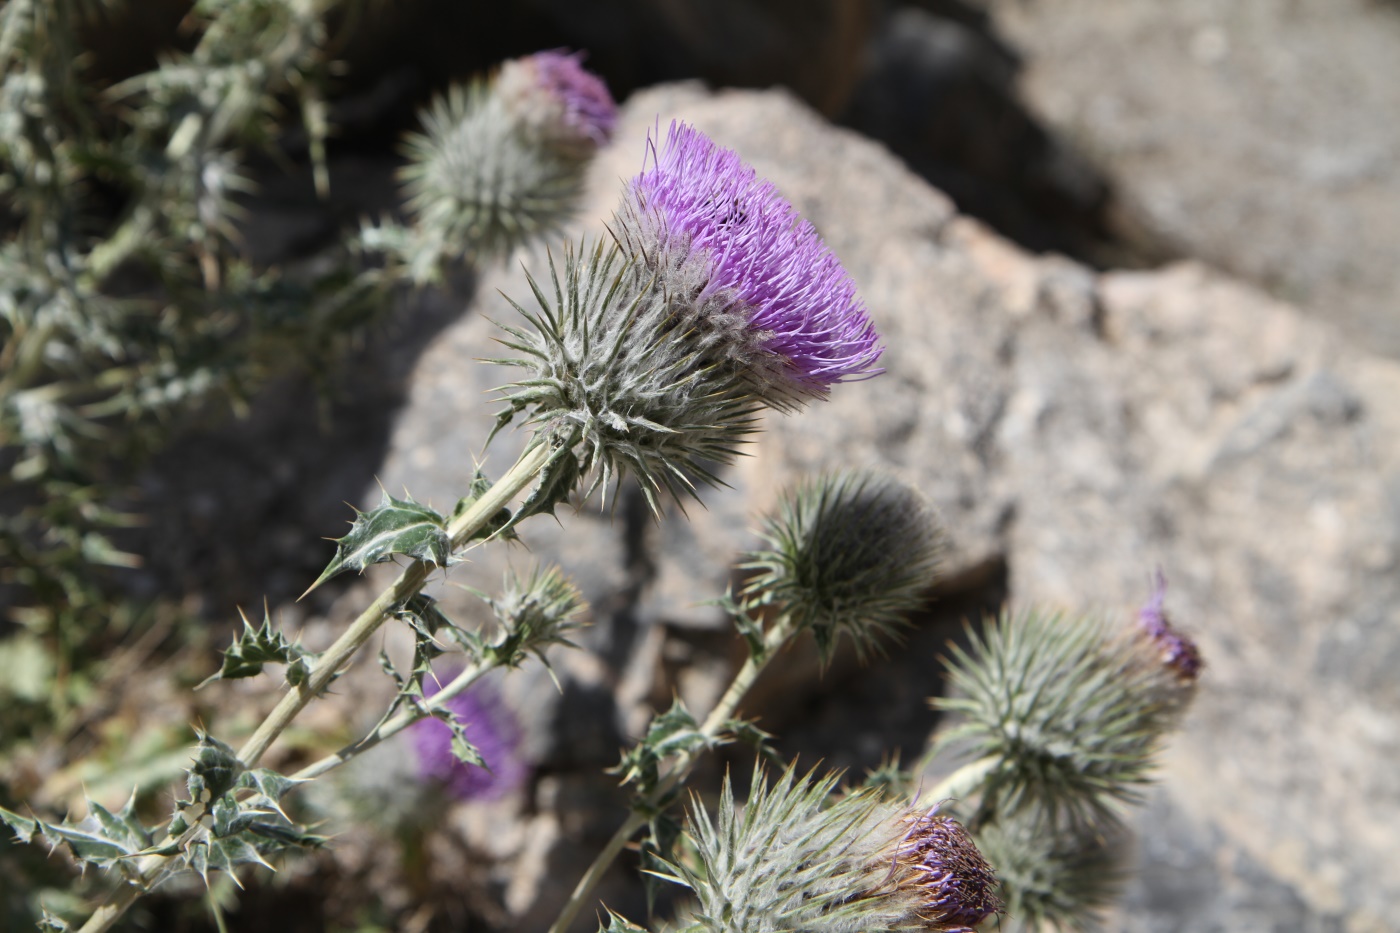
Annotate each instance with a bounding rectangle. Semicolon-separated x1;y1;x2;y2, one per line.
75;440;559;933
292;660;491;782
925;755;998;806
546;614;798;933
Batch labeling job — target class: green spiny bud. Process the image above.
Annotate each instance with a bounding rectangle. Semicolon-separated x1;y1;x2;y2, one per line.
672;766;1000;933
937;608;1190;826
481;564;587;668
491;238;766;510
742;471;945;663
972;812;1128;932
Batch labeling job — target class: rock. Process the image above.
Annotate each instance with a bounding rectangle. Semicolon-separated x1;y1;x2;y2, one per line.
360;84;1399;930
980;0;1400;359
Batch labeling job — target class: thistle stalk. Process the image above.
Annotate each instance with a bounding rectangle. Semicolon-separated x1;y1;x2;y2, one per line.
75;439;560;933
547;613;798;933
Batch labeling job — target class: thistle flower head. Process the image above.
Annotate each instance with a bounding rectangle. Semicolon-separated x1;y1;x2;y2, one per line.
492;238;765;509
615;122;883;407
742;471;944;663
971;814;1127;933
398;51;615;271
496;49;616;150
411;680;529;801
1135;570;1203;683
937;608;1188;825
889;805;1003;932
670;766;999;933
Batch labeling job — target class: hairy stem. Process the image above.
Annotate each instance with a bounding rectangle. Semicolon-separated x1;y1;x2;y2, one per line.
547;614;798;933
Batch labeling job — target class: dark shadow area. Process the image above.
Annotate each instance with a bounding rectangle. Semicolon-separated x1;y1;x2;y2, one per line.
841;1;1176;269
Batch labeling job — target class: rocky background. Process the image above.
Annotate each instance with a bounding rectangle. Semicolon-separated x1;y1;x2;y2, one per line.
103;2;1400;931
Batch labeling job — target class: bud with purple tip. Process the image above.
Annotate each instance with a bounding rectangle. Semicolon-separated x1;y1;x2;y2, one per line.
1136;570;1203;683
889;805;1003;933
397;50;617;273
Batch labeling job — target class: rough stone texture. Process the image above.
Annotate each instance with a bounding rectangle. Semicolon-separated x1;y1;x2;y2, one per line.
978;0;1400;359
360;85;1400;931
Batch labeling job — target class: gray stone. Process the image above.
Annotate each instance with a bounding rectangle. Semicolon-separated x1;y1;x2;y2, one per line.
980;0;1400;359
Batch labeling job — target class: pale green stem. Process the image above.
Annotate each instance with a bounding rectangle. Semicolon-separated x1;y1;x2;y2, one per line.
925;755;998;806
292;660;491;783
75;440;559;933
546;614;798;933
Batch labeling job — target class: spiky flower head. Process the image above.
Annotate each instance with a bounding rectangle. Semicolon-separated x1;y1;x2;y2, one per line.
614;121;883;408
971;813;1127;933
667;766;999;933
495;49;617;152
476;564;588;670
491;238;766;509
398;50;616;273
936;608;1192;826
412;680;529;801
1135;570;1202;683
890;805;1004;932
742;471;944;663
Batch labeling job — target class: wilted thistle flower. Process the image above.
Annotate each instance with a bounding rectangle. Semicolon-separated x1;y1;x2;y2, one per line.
1135;570;1202;683
399;50;615;270
936;608;1195;825
614;121;883;408
741;471;944;662
668;766;999;933
972;813;1127;933
411;680;529;801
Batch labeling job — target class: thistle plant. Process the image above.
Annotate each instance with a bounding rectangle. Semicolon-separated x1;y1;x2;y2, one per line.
2;11;1205;930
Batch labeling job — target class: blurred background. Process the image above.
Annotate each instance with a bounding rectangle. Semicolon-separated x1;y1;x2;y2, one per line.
3;1;1398;931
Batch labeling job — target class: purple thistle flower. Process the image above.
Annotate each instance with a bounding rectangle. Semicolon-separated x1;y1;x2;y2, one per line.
497;49;617;149
411;680;529;801
1137;569;1203;682
892;805;1003;932
621;121;883;399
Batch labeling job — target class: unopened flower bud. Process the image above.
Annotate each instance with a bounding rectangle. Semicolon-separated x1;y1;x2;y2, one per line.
399;50;616;267
1135;569;1202;683
743;471;944;662
496;49;616;153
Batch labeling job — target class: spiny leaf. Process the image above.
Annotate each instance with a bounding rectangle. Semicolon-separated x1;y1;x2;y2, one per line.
199;607;312;687
450;468;517;546
432;707;487;770
0;803;146;877
610;699;709;801
306;491;448;594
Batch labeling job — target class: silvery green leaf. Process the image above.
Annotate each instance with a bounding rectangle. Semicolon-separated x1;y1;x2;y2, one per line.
235;769;306;822
611;699;708;799
0;799;147;877
597;909;650;932
450;469;517;546
307;492;449;593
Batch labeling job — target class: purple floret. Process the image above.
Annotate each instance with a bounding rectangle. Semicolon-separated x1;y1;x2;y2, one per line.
893;806;1002;932
411;680;529;801
1138;569;1203;681
628;122;883;393
525;50;617;145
